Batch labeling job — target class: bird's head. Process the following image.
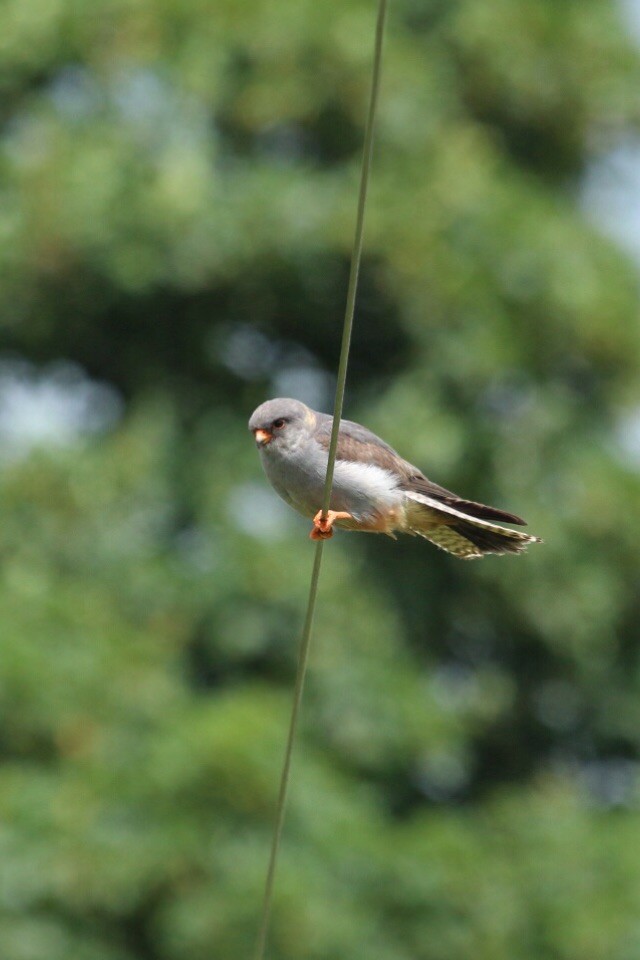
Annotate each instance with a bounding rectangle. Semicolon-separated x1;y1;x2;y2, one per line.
248;398;315;453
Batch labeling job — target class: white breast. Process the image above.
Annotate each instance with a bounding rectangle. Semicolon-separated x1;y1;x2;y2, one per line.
330;459;402;519
260;441;401;521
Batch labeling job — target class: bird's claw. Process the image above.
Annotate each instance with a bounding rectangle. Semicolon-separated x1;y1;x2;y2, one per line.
310;511;334;540
309;509;352;541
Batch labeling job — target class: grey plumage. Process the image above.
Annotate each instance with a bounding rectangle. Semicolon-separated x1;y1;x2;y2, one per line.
248;398;541;559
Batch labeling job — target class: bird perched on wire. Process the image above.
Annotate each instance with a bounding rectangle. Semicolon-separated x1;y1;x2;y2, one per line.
248;398;541;559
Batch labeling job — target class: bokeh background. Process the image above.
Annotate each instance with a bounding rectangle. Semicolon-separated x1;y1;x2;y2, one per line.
1;0;640;958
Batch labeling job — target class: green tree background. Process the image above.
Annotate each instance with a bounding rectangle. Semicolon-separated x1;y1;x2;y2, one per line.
1;0;640;957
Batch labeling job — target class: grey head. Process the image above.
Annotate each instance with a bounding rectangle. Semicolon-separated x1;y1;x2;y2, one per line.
248;397;317;453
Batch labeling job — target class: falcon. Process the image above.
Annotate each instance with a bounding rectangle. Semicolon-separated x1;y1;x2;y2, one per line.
248;398;541;559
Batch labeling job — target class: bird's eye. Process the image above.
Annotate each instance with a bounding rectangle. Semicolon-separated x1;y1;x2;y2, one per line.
272;418;286;429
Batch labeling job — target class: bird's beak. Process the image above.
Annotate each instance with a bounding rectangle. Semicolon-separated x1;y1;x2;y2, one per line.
254;428;272;446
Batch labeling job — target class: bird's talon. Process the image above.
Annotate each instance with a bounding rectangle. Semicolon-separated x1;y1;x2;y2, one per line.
309;509;353;541
309;525;333;541
310;510;334;540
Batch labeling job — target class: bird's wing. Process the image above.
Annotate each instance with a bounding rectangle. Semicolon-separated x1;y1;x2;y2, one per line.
314;415;526;526
313;415;411;476
405;475;527;526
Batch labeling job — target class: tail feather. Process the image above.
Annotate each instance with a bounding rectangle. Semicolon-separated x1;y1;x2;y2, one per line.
403;491;541;559
449;519;533;556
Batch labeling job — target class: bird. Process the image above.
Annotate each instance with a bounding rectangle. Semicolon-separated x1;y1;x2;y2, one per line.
248;398;541;559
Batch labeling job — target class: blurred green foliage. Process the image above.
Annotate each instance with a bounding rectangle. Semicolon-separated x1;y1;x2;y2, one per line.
1;0;640;957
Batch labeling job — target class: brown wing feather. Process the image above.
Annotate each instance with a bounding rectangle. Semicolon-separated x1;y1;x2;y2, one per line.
314;415;528;527
405;476;527;526
314;416;409;475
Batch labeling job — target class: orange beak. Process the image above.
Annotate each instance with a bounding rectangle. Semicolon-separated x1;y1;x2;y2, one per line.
254;428;272;445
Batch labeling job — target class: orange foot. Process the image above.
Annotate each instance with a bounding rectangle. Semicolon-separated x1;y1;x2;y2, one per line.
309;509;353;541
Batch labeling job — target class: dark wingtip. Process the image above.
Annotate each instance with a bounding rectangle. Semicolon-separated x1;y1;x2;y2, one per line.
453;499;528;526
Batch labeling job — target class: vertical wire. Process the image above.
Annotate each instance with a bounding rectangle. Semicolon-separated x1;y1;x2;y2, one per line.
253;2;388;957
321;0;388;516
252;542;324;960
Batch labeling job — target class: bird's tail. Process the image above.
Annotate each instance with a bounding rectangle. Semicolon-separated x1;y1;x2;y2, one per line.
403;492;542;559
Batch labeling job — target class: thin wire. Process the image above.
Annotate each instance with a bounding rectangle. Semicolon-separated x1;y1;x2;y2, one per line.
252;542;324;960
253;2;388;959
321;0;388;516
